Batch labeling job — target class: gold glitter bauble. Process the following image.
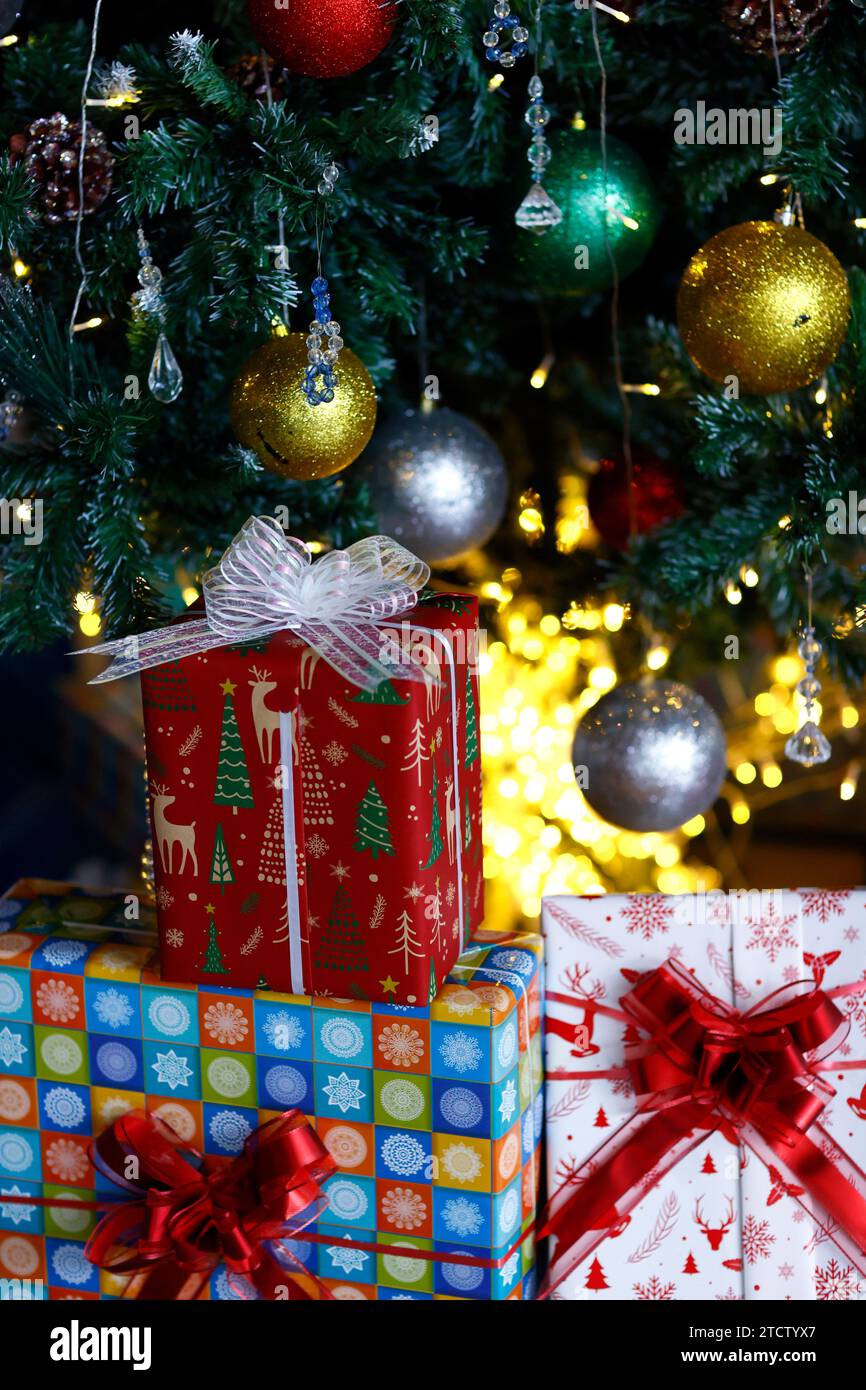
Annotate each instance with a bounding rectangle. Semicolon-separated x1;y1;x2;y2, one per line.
229;334;377;480
677;221;850;395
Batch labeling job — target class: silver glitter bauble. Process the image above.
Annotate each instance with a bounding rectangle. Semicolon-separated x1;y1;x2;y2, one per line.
572;679;727;832
357;407;508;566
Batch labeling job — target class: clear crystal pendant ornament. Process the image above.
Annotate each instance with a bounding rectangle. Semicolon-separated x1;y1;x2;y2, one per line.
148;332;183;404
785;574;831;767
515;61;562;234
131;228;183;403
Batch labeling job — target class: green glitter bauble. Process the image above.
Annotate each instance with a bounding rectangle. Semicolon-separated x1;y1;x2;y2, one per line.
517;129;661;296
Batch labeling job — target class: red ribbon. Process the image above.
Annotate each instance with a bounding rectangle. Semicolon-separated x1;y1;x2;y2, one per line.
540;960;866;1298
85;1109;337;1300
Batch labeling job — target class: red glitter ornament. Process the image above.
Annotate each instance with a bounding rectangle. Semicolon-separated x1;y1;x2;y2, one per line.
247;0;398;79
587;448;684;549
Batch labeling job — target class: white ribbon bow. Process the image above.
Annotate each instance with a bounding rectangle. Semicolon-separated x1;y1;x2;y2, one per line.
83;515;432;690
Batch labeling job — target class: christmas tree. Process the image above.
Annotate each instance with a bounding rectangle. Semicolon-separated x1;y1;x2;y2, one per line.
314;877;368;977
352;679;408;705
213;679;254;813
584;1256;609;1292
682;1251;699;1275
201;908;228;975
209;822;234;894
389;905;423;976
423;763;444;869
3;3;866;935
464;669;479;768
353;779;395;859
142;660;196;712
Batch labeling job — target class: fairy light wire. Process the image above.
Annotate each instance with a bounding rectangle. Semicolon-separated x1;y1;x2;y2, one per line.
69;0;103;347
261;51;290;327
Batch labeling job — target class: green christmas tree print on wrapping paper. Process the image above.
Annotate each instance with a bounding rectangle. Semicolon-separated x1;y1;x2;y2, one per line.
202;908;228;974
314;875;369;977
352;678;408;705
423;763;444;869
214;679;253;814
142;660;196;713
354;779;395;859
464;669;479;768
210;822;234;895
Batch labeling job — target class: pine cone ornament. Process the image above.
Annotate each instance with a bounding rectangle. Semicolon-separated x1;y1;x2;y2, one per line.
225;53;289;103
9;113;114;224
720;0;830;57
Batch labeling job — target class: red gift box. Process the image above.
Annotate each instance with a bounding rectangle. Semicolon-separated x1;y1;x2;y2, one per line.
140;591;484;1003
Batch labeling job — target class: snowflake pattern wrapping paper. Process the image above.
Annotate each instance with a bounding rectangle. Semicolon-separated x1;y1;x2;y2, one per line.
0;882;542;1300
140;591;484;1003
542;889;866;1301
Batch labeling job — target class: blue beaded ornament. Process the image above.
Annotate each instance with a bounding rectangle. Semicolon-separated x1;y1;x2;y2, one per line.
482;0;529;69
302;276;345;406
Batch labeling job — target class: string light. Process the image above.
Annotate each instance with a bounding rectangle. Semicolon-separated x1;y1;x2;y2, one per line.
74;590;102;637
853;217;866;230
11;257;29;279
777;514;792;530
602;602;625;632
518;505;544;536
724;580;742;605
71;316;104;333
761;761;783;788
181;585;200;607
0;35;18;48
731;801;750;824
488;73;505;91
646;643;670;671
571;111;587;130
530;352;555;389
593;1;632;20
735;761;757;784
772;653;802;685
740;564;759;587
840;763;860;801
621;382;661;395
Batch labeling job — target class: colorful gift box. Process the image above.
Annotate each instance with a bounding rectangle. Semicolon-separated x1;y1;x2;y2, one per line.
138;583;484;1004
542;889;866;1301
0;883;542;1300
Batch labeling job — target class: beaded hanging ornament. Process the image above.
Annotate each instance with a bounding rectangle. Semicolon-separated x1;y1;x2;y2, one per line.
302;163;345;406
483;0;530;68
131;228;183;404
514;4;562;233
785;573;831;768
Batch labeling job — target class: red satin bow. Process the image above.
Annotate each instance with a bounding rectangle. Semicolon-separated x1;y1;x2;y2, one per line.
86;1109;336;1300
541;960;866;1297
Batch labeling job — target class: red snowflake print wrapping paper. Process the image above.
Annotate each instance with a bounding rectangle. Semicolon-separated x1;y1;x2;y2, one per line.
541;889;866;1300
141;593;484;1005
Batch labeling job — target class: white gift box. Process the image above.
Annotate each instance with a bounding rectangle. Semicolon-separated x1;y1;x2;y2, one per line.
542;889;866;1301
